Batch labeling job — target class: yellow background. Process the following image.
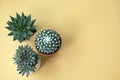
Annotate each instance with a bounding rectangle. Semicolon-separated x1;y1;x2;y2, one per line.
0;0;120;80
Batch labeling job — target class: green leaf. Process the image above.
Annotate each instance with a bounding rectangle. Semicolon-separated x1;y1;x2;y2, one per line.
23;32;27;37
26;15;31;22
6;27;15;31
14;33;19;40
19;70;23;74
28;19;36;26
19;37;24;43
31;26;37;33
27;31;33;35
21;12;25;20
8;32;14;36
16;13;20;20
13;19;18;26
10;16;15;22
22;70;25;76
26;26;30;30
13;36;17;41
7;21;13;26
26;70;30;77
25;35;30;40
31;28;37;33
21;12;25;17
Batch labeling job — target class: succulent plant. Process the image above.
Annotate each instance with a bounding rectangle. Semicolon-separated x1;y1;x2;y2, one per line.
13;45;40;77
35;29;61;56
6;13;37;43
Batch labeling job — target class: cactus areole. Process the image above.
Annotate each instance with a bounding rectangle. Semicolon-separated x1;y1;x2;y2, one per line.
35;29;61;56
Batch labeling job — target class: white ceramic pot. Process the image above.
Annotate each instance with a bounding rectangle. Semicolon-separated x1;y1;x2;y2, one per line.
30;58;41;74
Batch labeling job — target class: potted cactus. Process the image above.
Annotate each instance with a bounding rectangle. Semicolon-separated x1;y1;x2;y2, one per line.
6;13;37;43
34;29;61;56
13;45;41;77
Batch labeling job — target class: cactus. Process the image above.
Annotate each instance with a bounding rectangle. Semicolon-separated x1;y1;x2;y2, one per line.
35;29;61;55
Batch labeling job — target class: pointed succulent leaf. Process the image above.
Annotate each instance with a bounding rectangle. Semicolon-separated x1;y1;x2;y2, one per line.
27;31;33;35
26;15;31;22
10;16;15;21
26;26;30;30
18;37;24;43
23;32;27;38
28;19;36;26
8;32;14;36
21;12;25;19
7;21;13;26
16;13;20;20
6;27;15;31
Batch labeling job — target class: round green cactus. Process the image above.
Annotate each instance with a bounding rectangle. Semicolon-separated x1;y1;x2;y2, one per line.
35;29;61;55
6;13;36;43
13;45;40;77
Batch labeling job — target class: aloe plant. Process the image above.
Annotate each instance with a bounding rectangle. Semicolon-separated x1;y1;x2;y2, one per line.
6;13;36;43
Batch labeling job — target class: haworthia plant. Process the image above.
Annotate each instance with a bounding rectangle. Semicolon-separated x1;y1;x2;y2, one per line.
6;13;36;43
13;45;39;77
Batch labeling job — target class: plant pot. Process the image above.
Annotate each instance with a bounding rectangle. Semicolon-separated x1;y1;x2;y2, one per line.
30;58;41;74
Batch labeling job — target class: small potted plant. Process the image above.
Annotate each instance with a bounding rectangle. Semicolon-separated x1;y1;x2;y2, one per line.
34;29;62;56
13;45;41;77
6;13;37;43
